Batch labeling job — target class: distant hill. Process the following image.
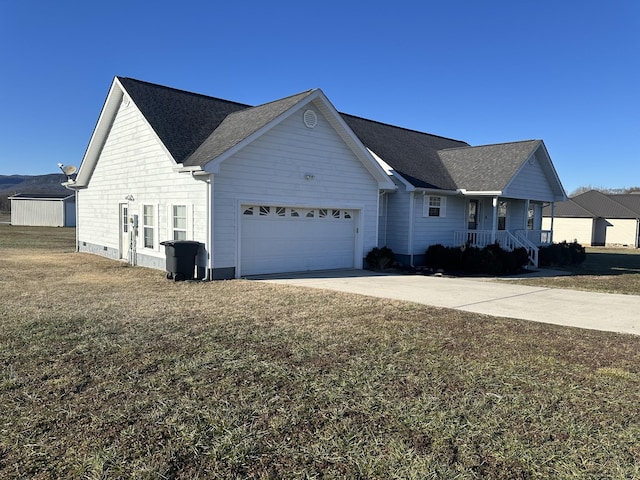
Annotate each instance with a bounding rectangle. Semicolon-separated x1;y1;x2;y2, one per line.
0;174;69;195
0;174;71;211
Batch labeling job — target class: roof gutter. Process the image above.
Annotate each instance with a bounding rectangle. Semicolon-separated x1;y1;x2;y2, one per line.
414;187;460;196
457;189;503;196
173;165;211;178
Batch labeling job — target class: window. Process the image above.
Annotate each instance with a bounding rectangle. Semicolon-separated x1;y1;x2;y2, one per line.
143;205;155;248
498;201;507;230
424;195;446;217
527;206;535;230
122;206;128;233
172;205;187;240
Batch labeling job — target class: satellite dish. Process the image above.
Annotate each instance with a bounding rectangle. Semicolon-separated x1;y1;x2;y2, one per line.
57;163;77;177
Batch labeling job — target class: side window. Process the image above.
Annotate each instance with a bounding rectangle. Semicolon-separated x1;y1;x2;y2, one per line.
172;205;187;240
424;195;446;217
143;205;155;248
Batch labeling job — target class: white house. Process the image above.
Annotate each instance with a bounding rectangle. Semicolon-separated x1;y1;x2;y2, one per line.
9;192;76;227
66;77;567;278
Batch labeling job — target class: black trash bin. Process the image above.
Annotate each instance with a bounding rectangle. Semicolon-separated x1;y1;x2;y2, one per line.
160;240;202;281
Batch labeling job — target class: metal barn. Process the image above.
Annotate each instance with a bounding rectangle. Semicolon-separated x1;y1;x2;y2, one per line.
9;193;76;227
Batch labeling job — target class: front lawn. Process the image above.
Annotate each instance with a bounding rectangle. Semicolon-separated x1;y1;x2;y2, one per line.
1;226;640;478
507;247;640;295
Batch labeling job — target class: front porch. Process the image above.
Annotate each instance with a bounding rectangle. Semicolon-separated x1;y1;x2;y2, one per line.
453;229;552;268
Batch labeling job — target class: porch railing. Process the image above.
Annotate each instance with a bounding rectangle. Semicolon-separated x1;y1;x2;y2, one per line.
514;230;552;246
453;230;540;268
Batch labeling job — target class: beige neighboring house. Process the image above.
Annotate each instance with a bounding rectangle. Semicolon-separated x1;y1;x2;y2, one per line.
542;190;640;247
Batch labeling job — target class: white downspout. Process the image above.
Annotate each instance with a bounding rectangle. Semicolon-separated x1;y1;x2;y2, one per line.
74;191;79;251
206;176;213;280
408;192;415;266
491;196;498;243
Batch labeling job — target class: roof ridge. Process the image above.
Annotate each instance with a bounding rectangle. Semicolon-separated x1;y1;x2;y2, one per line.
439;139;540;152
339;112;468;145
604;193;640;216
117;76;253;109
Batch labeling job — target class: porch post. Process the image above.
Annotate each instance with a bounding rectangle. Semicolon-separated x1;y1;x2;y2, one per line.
524;199;530;230
491;196;498;243
550;202;555;243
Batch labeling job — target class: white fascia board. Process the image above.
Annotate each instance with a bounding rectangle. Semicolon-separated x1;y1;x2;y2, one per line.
368;149;409;191
537;140;568;201
204;90;323;174
503;140;568;202
314;92;396;191
204;89;396;191
415;187;460;196
75;77;125;186
458;189;503;196
77;77;179;187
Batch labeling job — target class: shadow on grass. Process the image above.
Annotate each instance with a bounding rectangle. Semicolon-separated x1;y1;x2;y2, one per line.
568;251;640;276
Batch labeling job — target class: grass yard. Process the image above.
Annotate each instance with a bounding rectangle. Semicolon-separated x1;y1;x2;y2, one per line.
2;226;640;478
506;247;640;295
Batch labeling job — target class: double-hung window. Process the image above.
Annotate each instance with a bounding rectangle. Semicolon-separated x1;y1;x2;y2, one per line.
172;205;188;240
143;205;155;248
424;195;446;217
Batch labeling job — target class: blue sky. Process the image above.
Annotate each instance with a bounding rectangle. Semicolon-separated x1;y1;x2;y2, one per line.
0;0;638;194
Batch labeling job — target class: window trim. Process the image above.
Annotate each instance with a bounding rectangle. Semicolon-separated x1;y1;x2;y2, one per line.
167;204;192;241
423;195;446;218
142;204;156;249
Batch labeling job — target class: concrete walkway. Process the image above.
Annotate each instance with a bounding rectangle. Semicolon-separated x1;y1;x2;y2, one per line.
253;270;640;336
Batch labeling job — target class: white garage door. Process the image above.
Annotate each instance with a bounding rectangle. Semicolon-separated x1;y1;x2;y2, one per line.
241;205;356;276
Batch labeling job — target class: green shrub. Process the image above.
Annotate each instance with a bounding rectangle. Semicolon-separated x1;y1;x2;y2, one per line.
424;244;449;270
424;243;529;275
539;241;586;267
365;246;395;271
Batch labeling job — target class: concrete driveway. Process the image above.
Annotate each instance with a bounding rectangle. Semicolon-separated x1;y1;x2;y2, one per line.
253;270;640;336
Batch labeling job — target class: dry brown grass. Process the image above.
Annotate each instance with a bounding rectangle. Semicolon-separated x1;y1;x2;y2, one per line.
2;226;640;478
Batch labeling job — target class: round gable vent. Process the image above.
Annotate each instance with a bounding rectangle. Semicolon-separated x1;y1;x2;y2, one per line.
303;109;317;128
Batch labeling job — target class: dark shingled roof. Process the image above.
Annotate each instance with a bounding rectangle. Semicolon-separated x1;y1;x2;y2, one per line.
341;114;468;189
185;90;316;166
118;77;250;163
116;77;556;193
546;198;596;217
9;192;74;199
609;194;640;215
544;190;640;218
437;140;540;192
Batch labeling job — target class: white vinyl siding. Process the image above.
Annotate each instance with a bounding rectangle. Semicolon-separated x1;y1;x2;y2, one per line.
210;103;378;274
76;97;208;265
504;151;555;201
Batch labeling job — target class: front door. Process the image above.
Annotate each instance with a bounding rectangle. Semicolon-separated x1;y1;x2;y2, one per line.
120;204;129;260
